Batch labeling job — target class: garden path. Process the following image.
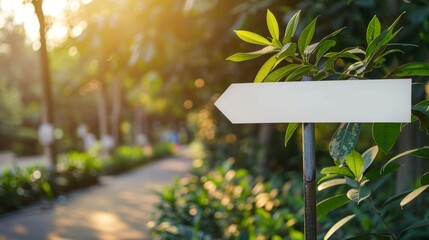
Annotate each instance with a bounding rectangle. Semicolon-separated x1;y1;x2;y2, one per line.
0;156;193;240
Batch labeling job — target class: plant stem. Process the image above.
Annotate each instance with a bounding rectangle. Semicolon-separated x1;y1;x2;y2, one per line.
368;198;397;239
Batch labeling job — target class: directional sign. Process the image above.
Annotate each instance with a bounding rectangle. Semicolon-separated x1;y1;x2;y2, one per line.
215;79;411;123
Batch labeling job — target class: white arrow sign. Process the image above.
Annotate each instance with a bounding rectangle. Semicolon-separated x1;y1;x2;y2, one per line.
215;79;411;124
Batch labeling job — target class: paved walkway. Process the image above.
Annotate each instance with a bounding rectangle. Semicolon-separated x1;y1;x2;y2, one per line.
0;157;193;240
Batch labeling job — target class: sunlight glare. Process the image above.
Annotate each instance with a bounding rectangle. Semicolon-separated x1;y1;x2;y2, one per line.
42;0;67;17
0;0;82;46
32;41;41;51
47;22;68;42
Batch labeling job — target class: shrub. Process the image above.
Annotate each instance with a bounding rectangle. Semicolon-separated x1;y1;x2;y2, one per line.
103;145;147;175
152;142;175;159
149;160;304;239
54;151;102;191
0;143;174;215
0;165;53;214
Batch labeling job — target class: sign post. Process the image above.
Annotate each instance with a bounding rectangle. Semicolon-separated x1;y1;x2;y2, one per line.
215;78;411;239
301;76;316;239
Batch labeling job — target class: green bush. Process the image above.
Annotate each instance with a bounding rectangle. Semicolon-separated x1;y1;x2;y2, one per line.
54;152;102;191
152;142;175;159
149;160;304;239
0;165;53;214
0;143;175;215
103;146;147;175
0;152;103;214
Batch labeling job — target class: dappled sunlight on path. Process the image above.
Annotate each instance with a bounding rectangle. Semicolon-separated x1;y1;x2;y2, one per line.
0;157;192;240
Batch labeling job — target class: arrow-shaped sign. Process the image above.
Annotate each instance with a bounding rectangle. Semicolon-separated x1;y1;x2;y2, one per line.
215;79;411;124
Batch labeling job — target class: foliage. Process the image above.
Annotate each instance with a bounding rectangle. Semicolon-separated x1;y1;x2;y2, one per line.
103;142;174;175
0;165;53;215
0;143;175;215
227;9;429;240
149;160;304;239
0;79;23;146
103;146;147;175
152;142;176;159
317;145;429;239
54;151;102;191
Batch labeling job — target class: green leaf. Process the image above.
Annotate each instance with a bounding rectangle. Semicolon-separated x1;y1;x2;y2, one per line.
325;47;365;57
421;172;429;186
256;207;271;220
387;62;429;77
266;9;279;41
412;104;429;132
321;166;354;178
409;146;429;158
277;43;297;59
329;123;362;164
298;17;319;55
318;174;341;184
416;99;429;107
361;146;378;175
308;27;344;59
283;10;301;44
376;49;403;61
234;30;271;46
317;194;350;216
347;186;371;204
318;178;347;191
366;12;404;56
399;219;429;238
372;123;401;153
254;55;278;83
285;65;316;81
304;42;319;57
324;48;364;62
320;27;345;43
272;39;282;48
324;214;355;240
272;235;283;240
345;176;359;188
41;180;54;200
412;105;429;118
284;123;299;147
382;147;429;171
316;40;336;64
264;64;300;82
382;189;412;207
226;46;277;62
345;151;364;179
346;61;367;75
400;184;429;208
366;16;381;44
322;47;357;71
365;162;400;181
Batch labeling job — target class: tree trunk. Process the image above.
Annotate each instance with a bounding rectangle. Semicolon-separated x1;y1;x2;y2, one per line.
96;57;111;153
33;0;57;167
111;75;122;147
133;106;143;145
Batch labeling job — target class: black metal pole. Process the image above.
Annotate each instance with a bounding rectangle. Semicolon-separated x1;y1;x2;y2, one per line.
302;76;316;239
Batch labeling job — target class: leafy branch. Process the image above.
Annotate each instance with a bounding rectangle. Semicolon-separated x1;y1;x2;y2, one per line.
227;9;429;239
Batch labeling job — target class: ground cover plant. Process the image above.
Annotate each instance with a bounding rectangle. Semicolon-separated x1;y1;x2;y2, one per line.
0;142;174;215
149;159;305;239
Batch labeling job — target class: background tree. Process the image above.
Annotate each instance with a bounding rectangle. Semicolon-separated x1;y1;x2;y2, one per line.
31;0;57;166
